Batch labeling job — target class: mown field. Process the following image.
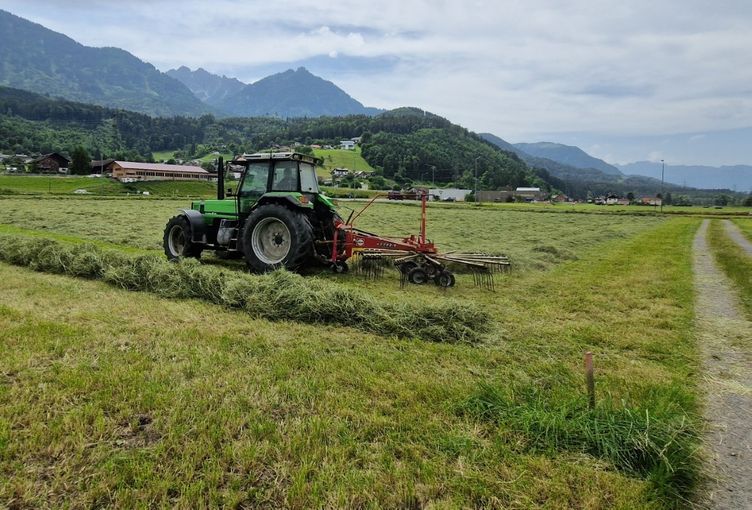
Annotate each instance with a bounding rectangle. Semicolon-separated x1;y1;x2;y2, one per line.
0;195;734;508
0;175;217;197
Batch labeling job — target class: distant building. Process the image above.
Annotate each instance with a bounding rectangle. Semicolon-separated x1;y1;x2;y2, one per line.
640;196;663;206
32;153;70;174
331;168;351;178
429;188;472;201
339;140;355;150
513;187;545;201
477;190;515;202
90;159;115;174
110;161;211;182
551;194;569;203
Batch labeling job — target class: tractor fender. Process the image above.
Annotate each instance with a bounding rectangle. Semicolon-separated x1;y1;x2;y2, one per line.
179;209;208;243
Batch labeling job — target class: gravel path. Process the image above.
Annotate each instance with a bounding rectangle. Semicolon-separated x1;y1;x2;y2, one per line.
693;220;752;509
722;220;752;256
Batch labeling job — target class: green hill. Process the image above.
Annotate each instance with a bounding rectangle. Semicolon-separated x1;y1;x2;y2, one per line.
0;10;209;116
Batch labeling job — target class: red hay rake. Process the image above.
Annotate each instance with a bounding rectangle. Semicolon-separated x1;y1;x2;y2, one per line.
329;192;510;288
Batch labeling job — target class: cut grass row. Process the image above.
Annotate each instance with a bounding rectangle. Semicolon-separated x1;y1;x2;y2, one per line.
707;219;752;319
0;234;487;343
0;216;703;507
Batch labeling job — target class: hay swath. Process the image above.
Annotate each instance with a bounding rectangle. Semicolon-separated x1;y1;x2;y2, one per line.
329;192;510;288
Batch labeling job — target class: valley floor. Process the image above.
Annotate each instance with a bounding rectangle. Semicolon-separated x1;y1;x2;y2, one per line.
0;198;750;508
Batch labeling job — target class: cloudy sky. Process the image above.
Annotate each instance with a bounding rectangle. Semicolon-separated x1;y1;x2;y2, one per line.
2;0;751;165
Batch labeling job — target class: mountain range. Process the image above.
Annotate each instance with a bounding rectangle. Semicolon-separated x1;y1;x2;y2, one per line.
0;10;208;116
168;66;383;118
165;66;245;107
617;162;752;192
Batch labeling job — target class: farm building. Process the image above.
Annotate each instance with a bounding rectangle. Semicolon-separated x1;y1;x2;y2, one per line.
477;190;514;202
32;153;70;174
641;196;663;206
429;188;472;201
339;140;355;150
515;187;545;201
110;161;211;182
90;159;115;174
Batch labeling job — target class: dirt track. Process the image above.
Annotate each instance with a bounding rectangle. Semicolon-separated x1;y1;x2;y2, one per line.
693;220;752;509
722;220;752;256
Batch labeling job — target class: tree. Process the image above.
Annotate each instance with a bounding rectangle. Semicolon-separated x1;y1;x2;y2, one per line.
626;192;635;201
714;194;729;206
664;192;673;205
744;194;752;207
70;146;90;175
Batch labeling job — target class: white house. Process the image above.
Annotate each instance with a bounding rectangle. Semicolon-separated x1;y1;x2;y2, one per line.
340;140;356;150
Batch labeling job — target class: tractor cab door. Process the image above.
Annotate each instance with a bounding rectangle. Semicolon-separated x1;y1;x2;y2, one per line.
237;162;271;214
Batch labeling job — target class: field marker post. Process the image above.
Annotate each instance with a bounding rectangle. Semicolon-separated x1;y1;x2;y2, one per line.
584;351;595;409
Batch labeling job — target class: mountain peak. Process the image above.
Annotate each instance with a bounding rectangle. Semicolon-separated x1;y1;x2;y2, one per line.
219;67;380;118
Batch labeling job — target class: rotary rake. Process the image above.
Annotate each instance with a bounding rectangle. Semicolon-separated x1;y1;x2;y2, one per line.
328;192;510;288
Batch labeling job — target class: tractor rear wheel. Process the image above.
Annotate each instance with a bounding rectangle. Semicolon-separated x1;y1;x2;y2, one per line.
241;204;314;272
163;215;203;260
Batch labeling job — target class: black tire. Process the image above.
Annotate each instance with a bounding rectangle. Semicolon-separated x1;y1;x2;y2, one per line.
332;261;349;274
241;204;314;272
398;260;419;275
163;215;203;260
434;270;456;288
407;266;428;285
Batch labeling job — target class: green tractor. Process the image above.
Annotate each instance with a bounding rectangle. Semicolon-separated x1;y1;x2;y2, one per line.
163;152;343;272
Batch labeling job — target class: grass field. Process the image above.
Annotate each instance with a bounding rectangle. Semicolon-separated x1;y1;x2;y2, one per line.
0;197;663;269
709;220;752;319
0;175;216;197
0;195;722;507
313;147;374;179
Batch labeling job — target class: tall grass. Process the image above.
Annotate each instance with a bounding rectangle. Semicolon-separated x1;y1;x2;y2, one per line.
460;381;701;506
708;220;752;318
0;234;488;342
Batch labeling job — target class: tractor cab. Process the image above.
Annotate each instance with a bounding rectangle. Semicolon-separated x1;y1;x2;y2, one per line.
228;152;326;215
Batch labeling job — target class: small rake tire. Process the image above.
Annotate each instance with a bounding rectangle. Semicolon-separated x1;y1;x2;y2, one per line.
407;266;428;285
434;270;456;288
163;215;203;260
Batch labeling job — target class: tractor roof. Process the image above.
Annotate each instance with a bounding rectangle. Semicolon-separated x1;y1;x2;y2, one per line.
233;152;322;166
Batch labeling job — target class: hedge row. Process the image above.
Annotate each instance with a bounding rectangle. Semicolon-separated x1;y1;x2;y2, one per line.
0;235;490;343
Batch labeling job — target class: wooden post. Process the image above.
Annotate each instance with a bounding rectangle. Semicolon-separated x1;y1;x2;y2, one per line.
584;351;595;409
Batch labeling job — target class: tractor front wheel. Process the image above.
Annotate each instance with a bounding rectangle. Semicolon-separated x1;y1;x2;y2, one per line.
163;215;203;260
241;204;314;272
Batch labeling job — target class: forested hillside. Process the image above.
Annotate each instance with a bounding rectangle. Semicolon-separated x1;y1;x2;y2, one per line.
0;87;544;190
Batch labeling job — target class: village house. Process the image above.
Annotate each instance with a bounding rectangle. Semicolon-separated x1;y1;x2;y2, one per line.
640;196;663;206
110;161;211;182
32;153;70;174
339;140;356;150
331;168;351;179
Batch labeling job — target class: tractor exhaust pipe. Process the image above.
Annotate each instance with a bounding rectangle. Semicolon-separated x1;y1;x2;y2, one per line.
217;156;224;200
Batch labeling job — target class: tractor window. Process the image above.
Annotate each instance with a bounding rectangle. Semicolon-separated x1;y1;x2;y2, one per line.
299;162;319;193
272;161;298;191
240;162;269;198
